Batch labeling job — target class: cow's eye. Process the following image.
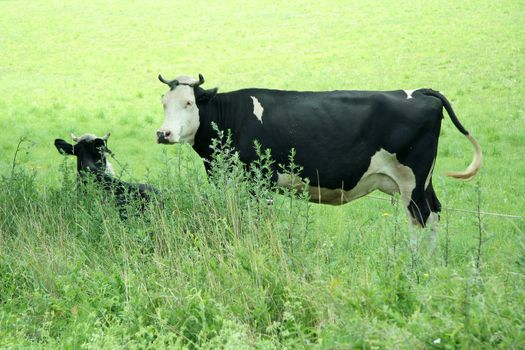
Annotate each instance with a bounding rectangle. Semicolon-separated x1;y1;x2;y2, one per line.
186;101;193;108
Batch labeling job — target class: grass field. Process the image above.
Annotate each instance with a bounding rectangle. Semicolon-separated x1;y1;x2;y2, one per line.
1;0;525;348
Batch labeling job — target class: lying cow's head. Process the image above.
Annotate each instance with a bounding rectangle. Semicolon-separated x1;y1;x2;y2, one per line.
54;133;114;176
156;74;217;145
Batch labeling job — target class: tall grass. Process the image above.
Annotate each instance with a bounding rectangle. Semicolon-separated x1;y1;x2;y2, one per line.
1;139;524;349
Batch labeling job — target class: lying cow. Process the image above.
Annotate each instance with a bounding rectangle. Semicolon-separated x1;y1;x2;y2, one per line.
156;74;482;228
54;133;159;215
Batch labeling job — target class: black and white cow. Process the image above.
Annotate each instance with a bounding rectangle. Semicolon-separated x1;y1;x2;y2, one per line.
54;133;158;214
156;74;482;227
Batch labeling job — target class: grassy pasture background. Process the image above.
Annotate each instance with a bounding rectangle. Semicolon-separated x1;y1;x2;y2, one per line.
1;0;525;348
1;0;524;215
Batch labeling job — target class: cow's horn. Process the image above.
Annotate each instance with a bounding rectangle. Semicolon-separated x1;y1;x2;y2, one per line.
158;74;177;87
71;133;79;142
192;74;205;87
102;132;110;141
158;74;169;85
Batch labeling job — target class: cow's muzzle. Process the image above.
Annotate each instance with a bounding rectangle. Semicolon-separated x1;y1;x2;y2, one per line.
156;130;172;144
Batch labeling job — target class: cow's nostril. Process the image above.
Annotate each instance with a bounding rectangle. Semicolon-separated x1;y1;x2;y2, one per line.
156;130;171;144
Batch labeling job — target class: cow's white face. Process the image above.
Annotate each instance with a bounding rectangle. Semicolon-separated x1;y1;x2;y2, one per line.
157;76;200;145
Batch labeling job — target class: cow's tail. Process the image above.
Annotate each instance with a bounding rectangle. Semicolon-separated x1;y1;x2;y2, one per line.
419;89;483;181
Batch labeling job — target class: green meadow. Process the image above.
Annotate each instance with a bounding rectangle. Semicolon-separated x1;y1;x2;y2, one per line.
1;0;524;348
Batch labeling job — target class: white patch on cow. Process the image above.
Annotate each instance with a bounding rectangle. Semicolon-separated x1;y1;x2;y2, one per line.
404;89;416;99
425;158;436;190
159;76;200;145
176;76;199;85
73;133;97;142
72;133;109;143
276;149;416;207
250;96;264;123
277;172;304;190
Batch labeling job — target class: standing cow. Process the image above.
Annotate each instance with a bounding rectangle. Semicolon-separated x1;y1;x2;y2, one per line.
155;74;482;227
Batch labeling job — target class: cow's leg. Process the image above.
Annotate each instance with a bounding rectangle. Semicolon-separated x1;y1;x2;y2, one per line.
425;181;441;220
407;189;432;227
396;133;441;241
402;188;436;249
423;180;441;248
410;170;442;228
406;188;431;248
411;177;446;254
405;161;436;227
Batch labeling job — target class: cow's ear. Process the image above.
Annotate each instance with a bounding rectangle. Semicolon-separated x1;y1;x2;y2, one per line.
54;139;74;155
195;87;218;104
